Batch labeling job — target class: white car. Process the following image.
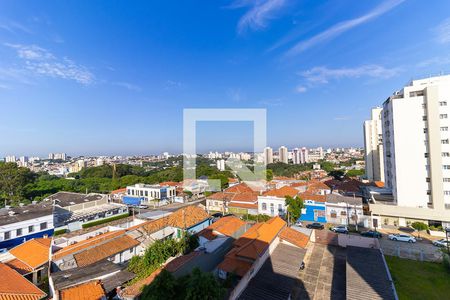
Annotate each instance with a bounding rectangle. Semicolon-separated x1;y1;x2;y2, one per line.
432;239;450;247
331;225;349;234
388;233;416;243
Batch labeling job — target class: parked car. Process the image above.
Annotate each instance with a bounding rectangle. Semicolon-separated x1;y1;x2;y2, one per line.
211;212;223;218
360;230;382;238
306;222;324;230
331;225;348;234
294;221;303;227
432;239;450;247
137;204;148;209
388;233;416;243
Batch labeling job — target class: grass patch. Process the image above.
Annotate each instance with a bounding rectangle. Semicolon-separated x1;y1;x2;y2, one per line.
385;255;450;300
82;213;129;228
53;228;67;236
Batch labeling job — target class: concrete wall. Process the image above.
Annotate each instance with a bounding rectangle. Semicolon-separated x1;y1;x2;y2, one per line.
338;234;380;249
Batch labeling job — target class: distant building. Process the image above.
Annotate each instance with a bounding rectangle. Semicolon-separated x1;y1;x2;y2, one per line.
5;155;16;163
126;184;176;203
299;193;327;223
258;186;299;217
0;200;54;249
216;159;225;171
278;146;288;164
263;147;273;165
364;107;385;182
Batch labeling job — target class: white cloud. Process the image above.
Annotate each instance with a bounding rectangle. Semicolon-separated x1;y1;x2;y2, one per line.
113;81;141;92
0;21;32;34
434;17;450;44
230;0;288;34
4;43;94;85
300;65;401;85
295;85;307;93
285;0;405;56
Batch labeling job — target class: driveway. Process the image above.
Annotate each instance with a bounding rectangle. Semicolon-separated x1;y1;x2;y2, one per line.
378;237;443;261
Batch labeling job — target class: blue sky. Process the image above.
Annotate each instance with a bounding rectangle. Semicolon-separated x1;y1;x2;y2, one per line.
1;0;450;156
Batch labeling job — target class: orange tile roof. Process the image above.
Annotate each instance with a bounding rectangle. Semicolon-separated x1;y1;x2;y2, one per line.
279;227;310;248
52;230;126;261
0;263;46;300
306;181;331;193
273;176;297;181
110;188;127;194
218;217;286;277
59;281;105;300
165;251;202;273
228;178;239;183
198;216;246;240
224;183;254;194
231;192;258;202
299;192;326;202
227;202;258;209
9;238;51;269
290;182;309;187
5;259;33;275
74;234;140;267
207;192;230;201
374;181;385;187
262;186;299;198
167;205;210;229
122;268;162;297
159;181;179;187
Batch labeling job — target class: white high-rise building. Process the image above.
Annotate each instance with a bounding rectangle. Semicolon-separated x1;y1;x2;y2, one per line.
369;75;450;227
278;146;288;164
364;107;385;182
217;159;225;171
300;147;309;164
5;155;16;163
263;147;273;165
48;153;55;160
292;148;301;164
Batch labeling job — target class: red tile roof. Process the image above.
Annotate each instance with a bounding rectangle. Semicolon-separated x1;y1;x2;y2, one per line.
59;281;105;300
165;251;202;273
262;186;299;198
198;216;246;240
279;227;310;248
0;263;46;300
110;188;127;194
299;192;326;202
224;183;254;194
5;259;33;275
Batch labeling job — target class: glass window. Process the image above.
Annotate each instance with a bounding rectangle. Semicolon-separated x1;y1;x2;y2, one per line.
442;139;449;144
262;203;267;210
440;101;447;106
4;231;10;240
440;114;448;119
40;222;47;230
16;228;22;236
28;225;34;233
442;127;449;131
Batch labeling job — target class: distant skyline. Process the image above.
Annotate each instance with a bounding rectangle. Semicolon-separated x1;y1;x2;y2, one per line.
1;1;450;157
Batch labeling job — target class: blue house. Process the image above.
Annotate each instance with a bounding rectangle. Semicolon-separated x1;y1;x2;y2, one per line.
299;194;327;223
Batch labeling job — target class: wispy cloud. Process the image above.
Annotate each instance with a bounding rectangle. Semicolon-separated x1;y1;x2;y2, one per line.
434;17;450;44
0;20;32;34
4;43;94;85
230;0;289;34
295;85;307;93
113;81;141;92
165;80;183;90
284;0;405;56
300;65;401;85
259;98;283;106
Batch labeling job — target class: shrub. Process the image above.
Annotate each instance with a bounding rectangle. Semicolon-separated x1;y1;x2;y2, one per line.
81;213;129;228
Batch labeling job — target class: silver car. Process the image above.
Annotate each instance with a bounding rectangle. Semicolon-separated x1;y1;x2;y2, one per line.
432;239;450;247
388;233;416;243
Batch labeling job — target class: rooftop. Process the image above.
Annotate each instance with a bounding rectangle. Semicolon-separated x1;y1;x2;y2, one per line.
0;263;46;300
48;191;106;207
198;216;246;240
279;227;310;249
9;238;51;270
262;186;299;198
326;193;362;206
299;192;326;203
0;201;53;226
59;280;105;300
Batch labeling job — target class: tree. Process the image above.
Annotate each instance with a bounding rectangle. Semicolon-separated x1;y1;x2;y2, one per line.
0;162;37;205
346;169;365;178
285;196;303;225
328;170;345;180
141;269;177;300
185;268;225;300
411;222;428;238
265;169;273;181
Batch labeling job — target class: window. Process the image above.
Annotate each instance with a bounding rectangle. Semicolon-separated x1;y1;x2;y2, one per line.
442;139;449;144
426;177;430;182
423;116;428;121
16;228;22;236
424;153;429;158
145;191;148;196
445;191;450;196
440;101;447;106
340;211;347;216
4;231;10;240
422;103;427;109
442;127;449;131
28;225;34;233
443;153;450;157
440;114;448;119
278;204;283;212
444;178;450;182
444;165;450;170
423;128;428;133
129;248;133;253
40;222;47;230
427;190;431;195
262;203;267;210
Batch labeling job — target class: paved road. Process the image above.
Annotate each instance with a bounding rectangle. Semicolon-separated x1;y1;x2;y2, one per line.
378;237;443;261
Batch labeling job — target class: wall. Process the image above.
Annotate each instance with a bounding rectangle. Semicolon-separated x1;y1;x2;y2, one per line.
257;196;286;217
300;201;326;223
338;234;380;249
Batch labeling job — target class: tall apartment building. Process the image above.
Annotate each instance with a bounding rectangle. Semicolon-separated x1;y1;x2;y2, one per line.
292;148;301;164
263;147;273;165
368;75;450;227
363;107;385;182
278;146;288;164
5;155;16;163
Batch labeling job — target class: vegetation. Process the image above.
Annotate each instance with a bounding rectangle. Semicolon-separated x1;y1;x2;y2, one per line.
81;213;130;228
128;234;199;283
0;161;233;207
241;214;271;222
141;268;225;300
411;222;428;238
53;228;67;236
328;170;345;180
385;256;450;300
285;196;303;224
345;169;365;177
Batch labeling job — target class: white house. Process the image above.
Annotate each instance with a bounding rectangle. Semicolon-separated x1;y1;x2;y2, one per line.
325;194;369;227
258;186;299;217
126;183;176;203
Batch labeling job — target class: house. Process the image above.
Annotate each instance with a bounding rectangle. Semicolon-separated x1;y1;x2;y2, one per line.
0;200;54;249
257;186;300;217
1;238;51;285
58;280;106;300
306;180;332;195
126;183;176;204
299;192;327;223
0;263;46;300
51;229;141;271
110;188;127;202
197;216;247;251
49;192;128;231
206;183;259;215
326;194;368;227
